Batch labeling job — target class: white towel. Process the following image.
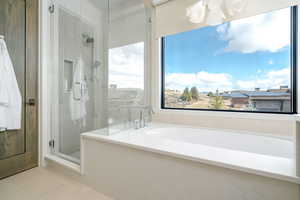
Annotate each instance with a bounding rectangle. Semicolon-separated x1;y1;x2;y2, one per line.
0;37;22;130
70;57;89;126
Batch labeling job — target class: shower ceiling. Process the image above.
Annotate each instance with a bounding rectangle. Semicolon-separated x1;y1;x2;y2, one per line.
89;0;145;20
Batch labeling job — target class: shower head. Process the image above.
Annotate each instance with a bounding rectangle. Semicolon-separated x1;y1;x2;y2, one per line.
86;37;94;44
93;61;101;68
82;34;94;44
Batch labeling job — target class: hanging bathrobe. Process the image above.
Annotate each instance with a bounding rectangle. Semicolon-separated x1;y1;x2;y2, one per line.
0;37;22;131
70;57;89;127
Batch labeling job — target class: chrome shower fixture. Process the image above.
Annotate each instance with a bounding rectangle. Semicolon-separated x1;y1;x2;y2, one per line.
93;60;101;68
82;33;94;44
86;37;94;43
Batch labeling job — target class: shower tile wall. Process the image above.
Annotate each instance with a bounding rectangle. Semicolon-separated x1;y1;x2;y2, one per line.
57;8;99;159
49;0;150;162
49;0;109;163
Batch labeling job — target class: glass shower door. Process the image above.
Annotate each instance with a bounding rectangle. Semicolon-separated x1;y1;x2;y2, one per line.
50;0;108;164
57;7;82;163
49;0;150;164
107;0;150;134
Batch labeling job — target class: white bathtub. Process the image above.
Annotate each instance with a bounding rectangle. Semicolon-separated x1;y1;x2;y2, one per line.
81;123;300;200
144;126;294;158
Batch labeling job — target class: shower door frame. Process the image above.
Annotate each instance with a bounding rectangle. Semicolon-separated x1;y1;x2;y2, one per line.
49;2;96;164
0;0;39;179
49;3;80;164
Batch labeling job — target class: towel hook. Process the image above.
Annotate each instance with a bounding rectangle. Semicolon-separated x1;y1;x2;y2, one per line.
0;35;4;39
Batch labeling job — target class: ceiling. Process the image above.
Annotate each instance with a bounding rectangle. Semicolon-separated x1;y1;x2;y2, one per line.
89;0;145;20
89;0;144;10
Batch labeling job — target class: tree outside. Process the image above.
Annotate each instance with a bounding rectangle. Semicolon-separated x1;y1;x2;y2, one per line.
190;87;199;100
207;92;214;97
210;91;225;109
180;87;224;109
180;87;192;102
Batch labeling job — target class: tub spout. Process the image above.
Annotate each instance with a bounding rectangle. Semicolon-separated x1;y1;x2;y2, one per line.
133;110;146;129
139;110;146;128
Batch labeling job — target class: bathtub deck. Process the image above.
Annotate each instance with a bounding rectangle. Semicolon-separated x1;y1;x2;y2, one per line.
82;123;300;184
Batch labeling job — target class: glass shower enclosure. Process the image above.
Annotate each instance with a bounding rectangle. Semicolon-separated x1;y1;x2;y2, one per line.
49;0;150;164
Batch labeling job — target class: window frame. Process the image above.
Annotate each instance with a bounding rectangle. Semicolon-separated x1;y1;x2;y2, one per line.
161;6;298;115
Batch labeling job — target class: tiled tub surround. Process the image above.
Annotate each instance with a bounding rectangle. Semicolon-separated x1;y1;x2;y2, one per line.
81;123;300;200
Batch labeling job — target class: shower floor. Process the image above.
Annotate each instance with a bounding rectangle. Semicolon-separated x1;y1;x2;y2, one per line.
69;150;81;160
57;150;81;164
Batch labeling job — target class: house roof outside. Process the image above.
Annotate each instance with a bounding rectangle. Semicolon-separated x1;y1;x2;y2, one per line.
220;90;290;99
245;91;290;97
220;93;249;99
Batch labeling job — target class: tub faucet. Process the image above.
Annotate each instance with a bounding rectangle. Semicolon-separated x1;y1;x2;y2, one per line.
140;110;146;128
134;110;146;129
134;120;140;129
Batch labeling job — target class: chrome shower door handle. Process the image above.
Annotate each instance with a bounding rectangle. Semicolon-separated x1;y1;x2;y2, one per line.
80;83;84;100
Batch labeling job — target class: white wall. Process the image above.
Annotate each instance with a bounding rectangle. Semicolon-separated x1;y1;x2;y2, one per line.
152;110;296;138
109;8;147;48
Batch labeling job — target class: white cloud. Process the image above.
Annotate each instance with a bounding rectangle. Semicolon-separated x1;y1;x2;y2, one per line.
236;68;290;90
268;60;274;65
166;68;290;92
217;8;290;53
109;42;144;89
165;71;233;92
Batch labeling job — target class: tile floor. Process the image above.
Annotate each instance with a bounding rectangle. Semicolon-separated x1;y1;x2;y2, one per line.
0;167;113;200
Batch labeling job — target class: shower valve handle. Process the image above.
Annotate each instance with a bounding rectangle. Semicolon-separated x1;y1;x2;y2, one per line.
26;99;36;106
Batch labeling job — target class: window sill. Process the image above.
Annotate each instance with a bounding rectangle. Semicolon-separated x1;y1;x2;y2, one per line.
293;114;300;121
156;108;297;121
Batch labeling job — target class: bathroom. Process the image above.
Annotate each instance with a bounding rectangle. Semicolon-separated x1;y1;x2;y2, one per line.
1;0;300;199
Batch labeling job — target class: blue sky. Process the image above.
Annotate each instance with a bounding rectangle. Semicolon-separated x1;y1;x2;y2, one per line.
164;8;291;92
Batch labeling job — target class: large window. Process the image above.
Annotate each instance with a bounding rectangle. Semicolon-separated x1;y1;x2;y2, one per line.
109;42;144;90
108;42;145;127
162;7;297;114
